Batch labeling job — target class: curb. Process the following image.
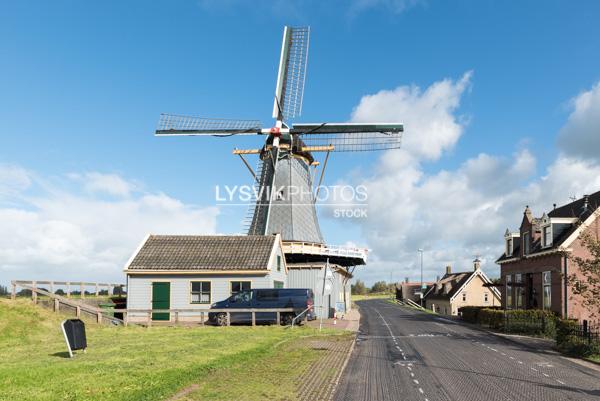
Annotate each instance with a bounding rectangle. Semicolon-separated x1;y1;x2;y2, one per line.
328;305;361;401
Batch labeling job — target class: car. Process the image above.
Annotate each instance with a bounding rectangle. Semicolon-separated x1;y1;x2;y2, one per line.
208;288;315;326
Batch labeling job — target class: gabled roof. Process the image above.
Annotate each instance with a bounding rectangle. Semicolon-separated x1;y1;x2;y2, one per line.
424;269;500;301
497;190;600;263
424;272;472;301
124;234;280;272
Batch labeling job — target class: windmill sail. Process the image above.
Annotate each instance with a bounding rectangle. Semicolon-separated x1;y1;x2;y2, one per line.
291;122;404;152
155;113;262;136
272;26;310;121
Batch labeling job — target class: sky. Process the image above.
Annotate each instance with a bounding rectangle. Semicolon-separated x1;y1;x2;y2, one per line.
1;0;600;287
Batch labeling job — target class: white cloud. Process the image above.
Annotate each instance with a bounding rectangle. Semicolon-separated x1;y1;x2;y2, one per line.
0;168;218;285
0;165;32;199
348;0;425;17
343;78;600;286
557;81;600;162
68;172;137;197
351;71;472;161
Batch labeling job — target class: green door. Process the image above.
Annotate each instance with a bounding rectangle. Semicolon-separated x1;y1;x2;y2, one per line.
274;281;284;289
152;282;170;321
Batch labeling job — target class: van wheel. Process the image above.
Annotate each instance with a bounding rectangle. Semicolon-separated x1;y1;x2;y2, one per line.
216;313;228;326
281;313;294;326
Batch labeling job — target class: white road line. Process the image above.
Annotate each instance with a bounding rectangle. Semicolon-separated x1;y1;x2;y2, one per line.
413;379;419;385
407;366;412;371
410;372;415;377
542;373;549;377
509;356;515;360
531;368;538;372
518;361;523;364
556;380;565;385
419;388;424;394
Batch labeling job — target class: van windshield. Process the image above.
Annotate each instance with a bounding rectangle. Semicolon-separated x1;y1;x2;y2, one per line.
231;291;252;303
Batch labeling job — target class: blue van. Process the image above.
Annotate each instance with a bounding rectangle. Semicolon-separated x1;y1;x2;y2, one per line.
208;288;315;326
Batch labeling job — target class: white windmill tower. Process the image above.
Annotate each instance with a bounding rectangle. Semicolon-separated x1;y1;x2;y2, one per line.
155;26;404;317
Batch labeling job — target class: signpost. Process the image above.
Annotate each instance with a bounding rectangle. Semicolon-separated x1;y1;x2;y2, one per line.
61;319;87;358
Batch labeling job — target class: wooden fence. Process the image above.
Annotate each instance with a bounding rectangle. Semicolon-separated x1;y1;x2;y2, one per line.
11;280;297;328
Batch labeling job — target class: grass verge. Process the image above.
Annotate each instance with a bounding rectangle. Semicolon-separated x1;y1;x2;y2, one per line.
0;299;344;401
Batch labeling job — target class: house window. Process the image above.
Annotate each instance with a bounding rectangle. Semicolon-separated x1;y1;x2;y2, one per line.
543;225;552;247
462;292;466;302
277;255;282;272
274;280;284;289
542;271;551;310
484;292;489;303
191;281;211;304
515;273;523;308
231;281;251;295
506;238;513;256
506;275;513;309
523;233;530;255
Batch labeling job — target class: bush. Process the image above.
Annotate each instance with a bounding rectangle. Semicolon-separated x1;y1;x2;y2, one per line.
479;309;504;329
556;319;600;357
459;306;485;323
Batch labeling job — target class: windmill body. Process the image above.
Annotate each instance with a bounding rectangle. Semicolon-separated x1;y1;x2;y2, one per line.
155;26;404;318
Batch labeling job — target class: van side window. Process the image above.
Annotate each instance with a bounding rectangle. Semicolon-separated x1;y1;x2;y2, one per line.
257;289;278;301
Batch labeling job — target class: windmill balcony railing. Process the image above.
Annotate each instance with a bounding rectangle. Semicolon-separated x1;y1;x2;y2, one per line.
282;242;368;261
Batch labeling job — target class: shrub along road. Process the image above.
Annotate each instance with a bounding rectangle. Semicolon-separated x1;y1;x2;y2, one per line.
334;299;600;401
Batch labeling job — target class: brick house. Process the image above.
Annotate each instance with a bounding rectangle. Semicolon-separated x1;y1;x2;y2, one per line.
396;278;435;304
496;191;600;322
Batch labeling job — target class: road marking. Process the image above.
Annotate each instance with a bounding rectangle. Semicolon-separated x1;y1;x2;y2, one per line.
410;372;415;378
542;373;549;377
509;356;515;360
413;379;419;385
419;388;424;394
517;361;523;364
531;368;538;372
556;379;565;385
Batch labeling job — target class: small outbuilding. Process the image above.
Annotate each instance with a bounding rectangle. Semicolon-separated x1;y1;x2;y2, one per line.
124;234;287;322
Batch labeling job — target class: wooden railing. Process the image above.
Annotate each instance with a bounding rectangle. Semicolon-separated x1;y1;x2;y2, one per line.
282;242;368;262
11;280;126;300
122;308;297;327
12;282;124;325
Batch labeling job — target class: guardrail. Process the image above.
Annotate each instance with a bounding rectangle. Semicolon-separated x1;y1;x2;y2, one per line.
11;280;126;299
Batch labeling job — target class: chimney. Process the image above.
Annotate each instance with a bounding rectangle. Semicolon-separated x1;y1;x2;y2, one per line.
553;203;556;210
436;275;440;282
473;258;481;271
582;195;590;214
446;265;452;275
405;277;409;284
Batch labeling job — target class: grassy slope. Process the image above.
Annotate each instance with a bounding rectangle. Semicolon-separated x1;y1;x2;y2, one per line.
351;293;391;302
0;299;342;401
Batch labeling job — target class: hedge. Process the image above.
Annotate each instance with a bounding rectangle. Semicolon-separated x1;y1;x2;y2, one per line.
459;308;557;337
556;319;600;357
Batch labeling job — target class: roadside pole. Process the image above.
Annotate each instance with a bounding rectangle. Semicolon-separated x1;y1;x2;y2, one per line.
319;258;330;331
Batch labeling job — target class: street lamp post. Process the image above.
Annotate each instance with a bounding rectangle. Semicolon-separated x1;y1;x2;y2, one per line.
418;248;424;307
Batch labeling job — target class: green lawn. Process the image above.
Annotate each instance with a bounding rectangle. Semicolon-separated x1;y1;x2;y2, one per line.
351;293;392;302
0;299;345;401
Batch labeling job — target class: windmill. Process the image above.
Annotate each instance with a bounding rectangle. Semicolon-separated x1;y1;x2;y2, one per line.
155;26;404;250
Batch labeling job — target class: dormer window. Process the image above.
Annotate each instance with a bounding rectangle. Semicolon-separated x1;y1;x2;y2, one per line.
506;238;513;256
542;225;552;247
523;232;530;255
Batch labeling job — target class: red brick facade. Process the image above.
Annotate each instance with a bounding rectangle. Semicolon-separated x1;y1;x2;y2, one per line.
498;202;600;324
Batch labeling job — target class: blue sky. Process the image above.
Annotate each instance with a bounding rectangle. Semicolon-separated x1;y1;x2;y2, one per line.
1;0;600;286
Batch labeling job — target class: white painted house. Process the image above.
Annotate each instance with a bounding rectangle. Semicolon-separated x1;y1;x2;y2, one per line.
124;234;287;322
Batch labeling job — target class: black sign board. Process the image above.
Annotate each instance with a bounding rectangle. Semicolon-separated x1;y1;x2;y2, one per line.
61;319;87;358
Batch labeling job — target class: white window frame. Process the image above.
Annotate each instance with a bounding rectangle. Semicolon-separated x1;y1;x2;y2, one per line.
506;237;513;256
542;224;552;248
505;275;513;309
230;280;252;295
542;271;551;310
190;281;211;304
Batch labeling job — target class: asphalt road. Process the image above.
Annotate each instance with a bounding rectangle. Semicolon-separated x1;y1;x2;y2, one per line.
334;299;600;401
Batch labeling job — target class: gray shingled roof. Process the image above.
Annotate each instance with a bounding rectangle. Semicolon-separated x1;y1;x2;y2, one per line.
126;235;277;271
424;272;473;301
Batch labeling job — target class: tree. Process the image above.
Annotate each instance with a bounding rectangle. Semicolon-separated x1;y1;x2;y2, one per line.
0;285;7;296
567;219;600;320
370;281;388;294
351;280;367;295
